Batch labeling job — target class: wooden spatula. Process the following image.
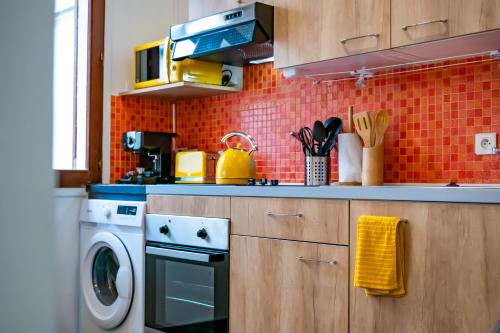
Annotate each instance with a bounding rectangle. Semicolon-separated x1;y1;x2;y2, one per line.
346;106;354;133
373;110;390;146
353;111;372;147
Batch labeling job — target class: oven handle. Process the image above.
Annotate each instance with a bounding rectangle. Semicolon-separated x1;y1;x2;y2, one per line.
146;246;225;263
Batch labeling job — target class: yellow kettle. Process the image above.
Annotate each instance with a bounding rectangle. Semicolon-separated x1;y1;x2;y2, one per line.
216;132;258;185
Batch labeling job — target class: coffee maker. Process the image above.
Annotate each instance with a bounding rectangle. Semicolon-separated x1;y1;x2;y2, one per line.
122;131;176;183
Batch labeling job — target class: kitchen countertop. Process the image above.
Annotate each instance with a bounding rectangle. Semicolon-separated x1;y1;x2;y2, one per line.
142;184;500;204
88;184;500;204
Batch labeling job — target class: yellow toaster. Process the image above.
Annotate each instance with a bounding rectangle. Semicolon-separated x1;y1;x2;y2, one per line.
175;151;217;184
169;57;222;85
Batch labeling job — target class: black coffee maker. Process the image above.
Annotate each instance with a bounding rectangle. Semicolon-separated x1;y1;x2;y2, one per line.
122;131;176;183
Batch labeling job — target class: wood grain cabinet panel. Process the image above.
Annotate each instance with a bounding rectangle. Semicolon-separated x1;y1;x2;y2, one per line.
391;0;500;47
349;200;500;333
230;197;349;245
147;195;230;218
274;0;390;68
230;235;348;333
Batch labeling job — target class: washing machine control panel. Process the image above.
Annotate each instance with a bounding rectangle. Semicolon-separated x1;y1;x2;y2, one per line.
117;205;138;216
80;199;146;227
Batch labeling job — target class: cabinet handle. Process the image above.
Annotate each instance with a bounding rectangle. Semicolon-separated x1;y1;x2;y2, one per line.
402;19;448;31
340;33;380;44
266;212;303;218
297;256;337;265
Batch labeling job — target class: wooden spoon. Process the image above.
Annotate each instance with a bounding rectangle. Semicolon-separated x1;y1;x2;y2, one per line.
346;106;354;133
373;110;390;146
353;111;372;147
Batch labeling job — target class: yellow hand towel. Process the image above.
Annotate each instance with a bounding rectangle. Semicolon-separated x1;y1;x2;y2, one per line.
353;215;406;297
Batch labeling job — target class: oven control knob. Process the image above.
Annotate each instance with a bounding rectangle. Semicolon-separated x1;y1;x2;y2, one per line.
105;209;112;219
159;225;169;235
196;228;208;239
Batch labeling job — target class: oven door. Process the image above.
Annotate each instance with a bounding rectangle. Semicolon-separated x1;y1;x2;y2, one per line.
145;242;228;333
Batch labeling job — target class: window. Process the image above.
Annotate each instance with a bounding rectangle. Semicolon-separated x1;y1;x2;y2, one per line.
52;0;104;186
53;0;88;170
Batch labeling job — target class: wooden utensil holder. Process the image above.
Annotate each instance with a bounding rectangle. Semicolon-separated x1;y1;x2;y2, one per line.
362;144;384;186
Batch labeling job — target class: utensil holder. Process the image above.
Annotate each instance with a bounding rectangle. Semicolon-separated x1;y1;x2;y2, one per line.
362;144;384;186
305;156;330;186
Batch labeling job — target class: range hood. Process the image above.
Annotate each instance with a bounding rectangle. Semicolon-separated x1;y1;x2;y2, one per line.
170;2;274;67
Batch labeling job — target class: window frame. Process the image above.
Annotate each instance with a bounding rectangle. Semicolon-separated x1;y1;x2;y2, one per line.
57;0;104;187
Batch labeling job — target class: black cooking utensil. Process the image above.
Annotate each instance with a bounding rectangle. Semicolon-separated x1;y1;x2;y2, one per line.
324;117;336;133
299;127;314;156
322;117;342;155
323;117;336;154
312;120;326;155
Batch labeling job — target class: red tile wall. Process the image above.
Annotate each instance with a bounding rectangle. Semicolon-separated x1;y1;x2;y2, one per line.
109;56;500;184
110;96;173;182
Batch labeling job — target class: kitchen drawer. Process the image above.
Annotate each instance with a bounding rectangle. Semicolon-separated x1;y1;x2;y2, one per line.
230;235;348;333
147;195;230;218
230;197;349;245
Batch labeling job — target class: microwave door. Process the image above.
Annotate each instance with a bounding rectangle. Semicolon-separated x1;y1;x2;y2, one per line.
145;245;228;332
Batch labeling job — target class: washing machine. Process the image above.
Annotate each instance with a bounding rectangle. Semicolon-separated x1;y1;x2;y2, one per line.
79;199;146;333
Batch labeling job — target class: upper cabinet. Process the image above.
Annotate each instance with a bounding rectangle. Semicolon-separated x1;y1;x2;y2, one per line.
274;0;391;69
391;0;500;47
183;0;500;73
188;0;274;20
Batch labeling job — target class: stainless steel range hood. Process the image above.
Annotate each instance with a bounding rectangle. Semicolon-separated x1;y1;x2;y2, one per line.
170;2;274;67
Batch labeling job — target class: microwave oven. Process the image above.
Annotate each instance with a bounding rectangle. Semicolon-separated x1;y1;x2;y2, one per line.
134;38;223;89
134;38;169;89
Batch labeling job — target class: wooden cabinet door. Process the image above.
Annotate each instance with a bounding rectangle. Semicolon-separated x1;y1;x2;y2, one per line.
449;0;500;35
188;0;274;21
349;201;500;333
274;0;390;68
392;0;500;47
230;197;349;245
230;235;348;333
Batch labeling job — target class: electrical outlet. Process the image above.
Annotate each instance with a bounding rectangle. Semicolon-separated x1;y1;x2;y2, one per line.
475;133;497;155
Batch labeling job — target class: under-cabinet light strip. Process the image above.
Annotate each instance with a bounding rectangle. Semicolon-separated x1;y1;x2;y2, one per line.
307;50;500;84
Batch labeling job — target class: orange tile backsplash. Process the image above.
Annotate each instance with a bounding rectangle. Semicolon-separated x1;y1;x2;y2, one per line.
110;96;173;182
110;56;500;184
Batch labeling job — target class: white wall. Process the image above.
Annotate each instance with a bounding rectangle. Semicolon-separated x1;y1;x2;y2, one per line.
53;189;86;333
102;0;188;183
0;1;56;332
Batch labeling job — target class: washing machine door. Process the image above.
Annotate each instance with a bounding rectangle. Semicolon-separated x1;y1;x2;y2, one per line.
81;232;133;330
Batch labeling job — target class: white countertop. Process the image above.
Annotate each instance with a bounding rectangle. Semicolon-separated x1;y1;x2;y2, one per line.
145;183;500;204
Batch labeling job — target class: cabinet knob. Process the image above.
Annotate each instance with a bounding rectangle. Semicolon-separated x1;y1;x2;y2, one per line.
297;256;336;265
197;228;208;239
402;19;448;31
159;225;169;235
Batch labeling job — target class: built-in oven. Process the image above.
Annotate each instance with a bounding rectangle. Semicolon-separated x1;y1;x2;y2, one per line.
145;214;229;333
